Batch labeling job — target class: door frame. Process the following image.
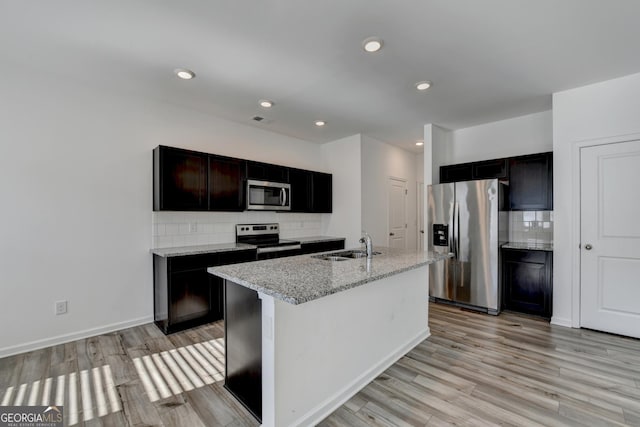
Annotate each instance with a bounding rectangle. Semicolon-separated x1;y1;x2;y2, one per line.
417;180;424;250
571;132;640;328
387;176;408;248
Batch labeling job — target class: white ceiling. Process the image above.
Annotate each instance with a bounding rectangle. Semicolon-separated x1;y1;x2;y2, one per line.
3;1;640;152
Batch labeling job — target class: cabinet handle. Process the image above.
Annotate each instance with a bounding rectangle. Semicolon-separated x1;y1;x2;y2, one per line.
585;244;593;250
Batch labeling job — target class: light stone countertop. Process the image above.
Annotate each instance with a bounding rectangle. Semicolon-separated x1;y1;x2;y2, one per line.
296;236;346;244
502;242;554;251
208;247;452;305
151;243;257;257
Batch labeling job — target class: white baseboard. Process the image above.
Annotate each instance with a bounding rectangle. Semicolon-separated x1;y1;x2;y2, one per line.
0;316;154;358
550;316;573;328
290;327;431;427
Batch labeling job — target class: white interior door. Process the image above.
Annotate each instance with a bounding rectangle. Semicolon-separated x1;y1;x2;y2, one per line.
580;139;640;338
418;182;424;250
388;178;407;249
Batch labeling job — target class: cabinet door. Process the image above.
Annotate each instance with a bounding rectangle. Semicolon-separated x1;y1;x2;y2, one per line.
311;172;332;213
169;269;212;324
246;161;289;183
209;155;245;211
472;158;508;180
502;249;552;318
289;168;312;212
509;153;553;210
154;146;208;211
440;163;472;183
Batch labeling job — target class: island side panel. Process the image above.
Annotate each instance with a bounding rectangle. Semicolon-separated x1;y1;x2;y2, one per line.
224;280;262;422
266;265;430;427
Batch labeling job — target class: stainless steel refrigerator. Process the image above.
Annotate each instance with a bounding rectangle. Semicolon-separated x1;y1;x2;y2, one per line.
427;179;508;314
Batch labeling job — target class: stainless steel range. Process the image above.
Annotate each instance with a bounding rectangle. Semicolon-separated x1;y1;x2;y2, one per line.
236;224;301;260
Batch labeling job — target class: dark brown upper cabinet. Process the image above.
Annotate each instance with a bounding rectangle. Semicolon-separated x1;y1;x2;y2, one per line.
246;161;289;183
311;171;332;213
154;146;208;211
439;152;552;211
154;145;332;213
209;154;245;211
289;168;312;212
440;163;472;183
509;152;553;210
472;158;509;180
440;158;508;183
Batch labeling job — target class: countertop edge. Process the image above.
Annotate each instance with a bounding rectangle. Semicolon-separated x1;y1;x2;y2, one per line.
209;251;451;305
150;243;257;257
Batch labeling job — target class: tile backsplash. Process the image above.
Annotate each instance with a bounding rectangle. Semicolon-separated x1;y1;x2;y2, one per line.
509;211;554;244
152;211;326;248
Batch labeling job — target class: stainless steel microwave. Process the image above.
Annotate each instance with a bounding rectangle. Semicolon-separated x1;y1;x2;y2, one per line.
246;180;291;211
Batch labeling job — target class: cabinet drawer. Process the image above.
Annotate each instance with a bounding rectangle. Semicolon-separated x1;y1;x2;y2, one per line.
217;249;257;265
169;253;218;272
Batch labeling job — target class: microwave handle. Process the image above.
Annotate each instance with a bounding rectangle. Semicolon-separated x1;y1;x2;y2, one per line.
280;188;287;206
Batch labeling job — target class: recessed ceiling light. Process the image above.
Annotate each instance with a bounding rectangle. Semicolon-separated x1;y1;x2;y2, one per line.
415;81;432;91
315;120;326;127
259;100;274;108
362;37;383;53
416;140;424;146
174;68;195;80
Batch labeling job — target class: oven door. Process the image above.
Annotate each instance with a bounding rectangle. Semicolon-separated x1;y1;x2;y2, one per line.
247;180;291;211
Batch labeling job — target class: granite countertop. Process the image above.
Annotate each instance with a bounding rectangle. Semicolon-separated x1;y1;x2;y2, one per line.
151;243;257;257
209;247;452;305
296;236;346;244
502;242;554;251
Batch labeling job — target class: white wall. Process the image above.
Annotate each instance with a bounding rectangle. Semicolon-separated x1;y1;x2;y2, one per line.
553;71;640;327
0;66;331;356
321;135;362;248
432;111;553;183
361;135;419;250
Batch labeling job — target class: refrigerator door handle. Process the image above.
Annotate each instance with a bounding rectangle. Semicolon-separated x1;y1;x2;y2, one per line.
454;202;460;260
450;202;455;256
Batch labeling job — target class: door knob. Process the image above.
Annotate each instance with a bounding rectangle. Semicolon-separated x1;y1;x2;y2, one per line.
420;230;424;234
585;244;593;250
389;232;395;236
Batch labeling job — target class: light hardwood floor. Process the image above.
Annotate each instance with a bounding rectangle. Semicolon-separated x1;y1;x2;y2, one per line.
2;303;640;426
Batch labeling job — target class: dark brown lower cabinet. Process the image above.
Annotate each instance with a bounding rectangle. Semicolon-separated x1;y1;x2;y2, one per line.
153;248;257;334
502;248;553;319
224;281;262;422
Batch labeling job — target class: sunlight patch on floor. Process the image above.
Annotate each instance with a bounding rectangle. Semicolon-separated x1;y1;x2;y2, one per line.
0;365;120;426
132;338;225;402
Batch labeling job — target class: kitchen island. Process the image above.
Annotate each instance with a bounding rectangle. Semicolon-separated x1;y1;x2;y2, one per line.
208;247;451;427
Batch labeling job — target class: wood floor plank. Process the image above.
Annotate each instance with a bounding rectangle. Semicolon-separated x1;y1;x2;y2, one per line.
357;380;433;426
354;401;416;427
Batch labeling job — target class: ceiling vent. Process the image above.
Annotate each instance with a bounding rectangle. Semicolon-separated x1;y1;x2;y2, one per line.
253;116;265;122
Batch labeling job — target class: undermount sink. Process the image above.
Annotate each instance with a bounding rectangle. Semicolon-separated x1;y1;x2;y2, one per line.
312;250;382;261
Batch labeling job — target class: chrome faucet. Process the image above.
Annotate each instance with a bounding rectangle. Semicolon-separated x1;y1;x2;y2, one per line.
359;232;373;259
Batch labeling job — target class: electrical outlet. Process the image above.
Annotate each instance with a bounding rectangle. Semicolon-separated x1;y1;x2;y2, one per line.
189;223;197;233
55;300;67;315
